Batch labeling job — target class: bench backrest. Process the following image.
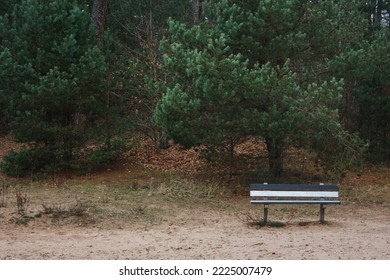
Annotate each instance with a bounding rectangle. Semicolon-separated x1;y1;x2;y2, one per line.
250;183;339;200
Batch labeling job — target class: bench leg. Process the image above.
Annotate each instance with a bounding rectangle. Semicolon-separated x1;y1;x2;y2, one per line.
320;204;326;223
263;205;269;224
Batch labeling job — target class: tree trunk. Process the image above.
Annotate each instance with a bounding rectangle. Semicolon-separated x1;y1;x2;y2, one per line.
194;0;202;23
373;0;382;25
265;137;284;177
92;0;109;45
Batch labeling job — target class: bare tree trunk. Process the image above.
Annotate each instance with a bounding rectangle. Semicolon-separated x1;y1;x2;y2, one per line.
373;0;382;25
92;0;109;45
265;137;284;177
194;0;202;23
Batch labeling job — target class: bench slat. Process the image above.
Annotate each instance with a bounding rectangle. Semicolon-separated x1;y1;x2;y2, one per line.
250;200;341;205
250;190;339;198
250;184;339;192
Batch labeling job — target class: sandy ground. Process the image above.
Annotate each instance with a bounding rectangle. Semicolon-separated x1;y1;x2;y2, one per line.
1;204;389;260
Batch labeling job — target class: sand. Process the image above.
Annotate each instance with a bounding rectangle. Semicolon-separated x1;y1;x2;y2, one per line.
1;204;389;260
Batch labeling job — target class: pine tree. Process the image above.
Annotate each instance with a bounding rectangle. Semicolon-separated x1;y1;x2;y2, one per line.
154;0;366;176
0;0;115;176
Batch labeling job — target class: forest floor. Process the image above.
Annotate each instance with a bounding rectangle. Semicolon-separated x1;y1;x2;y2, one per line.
0;136;389;260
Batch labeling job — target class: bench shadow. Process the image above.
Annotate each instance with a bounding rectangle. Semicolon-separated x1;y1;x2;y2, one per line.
247;220;337;229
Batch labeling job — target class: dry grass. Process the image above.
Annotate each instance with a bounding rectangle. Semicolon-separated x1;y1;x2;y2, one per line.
0;173;234;229
340;164;390;206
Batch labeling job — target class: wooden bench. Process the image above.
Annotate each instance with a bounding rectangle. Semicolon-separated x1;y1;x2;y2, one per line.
250;183;341;223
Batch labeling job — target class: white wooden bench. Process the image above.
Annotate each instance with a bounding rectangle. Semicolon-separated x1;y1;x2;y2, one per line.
250;183;341;223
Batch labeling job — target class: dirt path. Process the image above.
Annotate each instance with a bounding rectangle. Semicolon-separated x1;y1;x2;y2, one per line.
1;205;389;260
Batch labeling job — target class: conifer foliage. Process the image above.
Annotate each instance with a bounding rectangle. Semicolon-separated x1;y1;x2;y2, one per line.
154;0;367;176
0;0;113;176
0;0;388;177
